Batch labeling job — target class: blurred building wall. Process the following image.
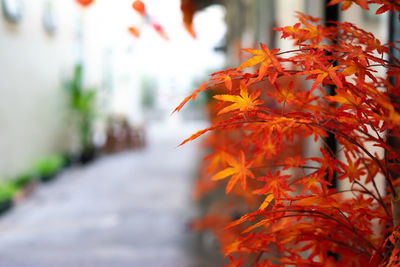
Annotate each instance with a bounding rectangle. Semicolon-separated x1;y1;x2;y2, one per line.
80;0;143;126
223;0;319;67
0;0;80;178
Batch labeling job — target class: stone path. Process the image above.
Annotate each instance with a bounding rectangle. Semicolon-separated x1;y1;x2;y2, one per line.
0;120;224;267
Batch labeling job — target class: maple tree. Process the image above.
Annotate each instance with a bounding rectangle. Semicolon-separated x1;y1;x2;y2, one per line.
175;0;400;266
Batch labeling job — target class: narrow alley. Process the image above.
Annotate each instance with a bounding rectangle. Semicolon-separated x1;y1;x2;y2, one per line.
0;120;220;267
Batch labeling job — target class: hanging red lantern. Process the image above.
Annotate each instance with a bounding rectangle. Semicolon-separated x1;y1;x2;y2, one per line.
76;0;95;7
132;0;146;16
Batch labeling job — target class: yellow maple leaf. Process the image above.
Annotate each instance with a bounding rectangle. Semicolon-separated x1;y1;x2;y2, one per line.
213;83;264;115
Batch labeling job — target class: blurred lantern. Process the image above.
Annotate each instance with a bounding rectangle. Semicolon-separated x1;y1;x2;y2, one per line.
130;0;169;40
150;22;169;40
76;0;95;7
132;0;146;16
128;26;140;38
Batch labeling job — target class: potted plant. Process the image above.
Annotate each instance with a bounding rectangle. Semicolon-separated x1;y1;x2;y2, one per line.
0;181;17;214
34;155;65;182
12;171;39;202
13;172;33;188
64;64;98;164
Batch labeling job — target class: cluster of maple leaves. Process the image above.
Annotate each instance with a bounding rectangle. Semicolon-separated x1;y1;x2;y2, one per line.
175;0;400;266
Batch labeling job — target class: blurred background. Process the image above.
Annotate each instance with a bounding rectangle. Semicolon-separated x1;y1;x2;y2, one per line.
0;0;394;266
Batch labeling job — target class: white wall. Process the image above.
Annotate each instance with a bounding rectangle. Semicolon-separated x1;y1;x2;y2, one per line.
80;0;143;125
275;0;305;52
0;0;80;178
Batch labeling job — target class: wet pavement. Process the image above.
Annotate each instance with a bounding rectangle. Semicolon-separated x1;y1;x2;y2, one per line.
0;120;223;267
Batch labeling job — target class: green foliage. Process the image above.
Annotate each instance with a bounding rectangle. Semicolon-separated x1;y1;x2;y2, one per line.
13;172;33;188
0;181;17;203
64;64;97;150
34;155;65;177
140;75;157;108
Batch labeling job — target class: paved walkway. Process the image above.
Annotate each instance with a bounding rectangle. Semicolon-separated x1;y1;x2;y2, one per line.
0;120;223;267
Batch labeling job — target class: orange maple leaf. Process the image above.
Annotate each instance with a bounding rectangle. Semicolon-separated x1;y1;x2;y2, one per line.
310;148;341;183
295;172;331;195
299;17;326;45
209;68;242;91
267;81;297;106
222;256;244;267
204;150;226;173
328;0;368;10
324;88;362;106
253;171;294;201
212;151;254;193
280;155;307;170
238;43;282;81
337;153;366;183
372;0;400;19
173;82;209;113
299;64;343;90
